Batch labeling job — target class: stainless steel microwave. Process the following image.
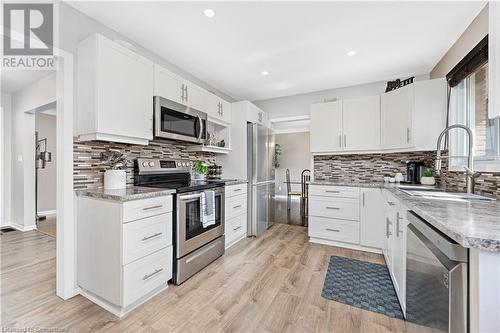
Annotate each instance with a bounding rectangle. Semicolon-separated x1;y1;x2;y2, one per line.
154;96;207;144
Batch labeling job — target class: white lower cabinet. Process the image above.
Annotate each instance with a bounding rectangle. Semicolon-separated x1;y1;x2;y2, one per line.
224;183;248;249
77;195;173;317
308;185;382;253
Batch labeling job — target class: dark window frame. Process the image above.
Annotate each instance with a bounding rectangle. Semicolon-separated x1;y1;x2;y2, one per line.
446;35;488;88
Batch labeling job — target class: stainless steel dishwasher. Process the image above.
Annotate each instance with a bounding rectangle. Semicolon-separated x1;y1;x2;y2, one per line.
406;211;468;333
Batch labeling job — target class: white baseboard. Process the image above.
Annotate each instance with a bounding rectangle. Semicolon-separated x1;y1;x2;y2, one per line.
309;237;383;255
8;222;37;232
37;210;56;217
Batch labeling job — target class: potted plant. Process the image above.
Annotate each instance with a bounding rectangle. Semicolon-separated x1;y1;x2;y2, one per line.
101;150;128;190
194;160;208;180
420;169;436;185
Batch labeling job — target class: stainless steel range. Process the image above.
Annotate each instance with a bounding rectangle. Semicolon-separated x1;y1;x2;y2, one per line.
135;158;225;285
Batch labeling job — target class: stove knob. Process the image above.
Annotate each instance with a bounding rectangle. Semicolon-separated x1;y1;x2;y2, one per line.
177;162;182;167
142;161;148;167
148;161;155;167
182;162;187;167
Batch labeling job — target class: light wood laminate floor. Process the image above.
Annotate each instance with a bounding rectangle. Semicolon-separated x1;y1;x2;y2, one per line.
1;224;406;332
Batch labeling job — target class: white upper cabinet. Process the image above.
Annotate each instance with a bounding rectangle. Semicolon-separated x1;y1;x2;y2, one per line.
207;92;232;124
153;65;207;111
154;64;183;104
77;34;154;145
381;84;414;149
343;95;380;151
310;101;343;153
247;102;268;126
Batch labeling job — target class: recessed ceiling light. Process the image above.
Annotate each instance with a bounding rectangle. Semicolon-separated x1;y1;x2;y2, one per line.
261;71;269;76
203;9;215;18
347;50;357;56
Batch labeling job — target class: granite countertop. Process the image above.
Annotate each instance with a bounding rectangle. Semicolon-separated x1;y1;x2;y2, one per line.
308;180;500;252
76;186;176;202
207;179;248;186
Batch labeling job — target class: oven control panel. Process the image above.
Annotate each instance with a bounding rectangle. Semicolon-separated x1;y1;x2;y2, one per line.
136;158;193;174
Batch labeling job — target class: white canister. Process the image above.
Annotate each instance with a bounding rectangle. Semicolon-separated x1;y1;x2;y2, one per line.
104;170;127;190
395;173;404;183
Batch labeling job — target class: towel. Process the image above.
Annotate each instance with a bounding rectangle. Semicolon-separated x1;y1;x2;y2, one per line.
201;190;216;228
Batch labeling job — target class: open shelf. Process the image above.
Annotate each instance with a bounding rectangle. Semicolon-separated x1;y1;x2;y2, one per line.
186;145;232;154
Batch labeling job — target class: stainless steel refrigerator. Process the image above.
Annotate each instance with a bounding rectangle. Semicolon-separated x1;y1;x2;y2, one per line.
247;122;275;237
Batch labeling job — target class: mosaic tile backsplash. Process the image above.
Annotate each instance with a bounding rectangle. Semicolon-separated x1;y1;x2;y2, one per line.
74;138;215;190
314;151;500;199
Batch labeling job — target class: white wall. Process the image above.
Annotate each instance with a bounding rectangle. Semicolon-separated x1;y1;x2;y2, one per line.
10;73;56;230
254;74;429;119
1;94;12;227
35;112;57;214
274;132;311;197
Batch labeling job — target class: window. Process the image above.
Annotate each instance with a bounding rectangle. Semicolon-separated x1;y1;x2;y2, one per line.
449;63;500;171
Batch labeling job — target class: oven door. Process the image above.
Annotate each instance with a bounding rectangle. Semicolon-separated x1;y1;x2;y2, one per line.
176;187;225;258
154;96;207;144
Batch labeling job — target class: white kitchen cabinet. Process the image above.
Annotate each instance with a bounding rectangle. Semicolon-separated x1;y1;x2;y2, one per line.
383;191;407;314
310;101;343;153
343;96;380;151
77;194;173;317
360;188;385;249
308;185;383;254
224;183;248;249
153;65;207;112
154;64;183;104
77;33;154;145
207;92;232;124
246;101;269;126
381;84;414;149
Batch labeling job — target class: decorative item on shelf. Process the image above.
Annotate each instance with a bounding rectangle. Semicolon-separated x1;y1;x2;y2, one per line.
207;164;222;179
217;140;226;148
207;132;218;147
194;160;208;180
383;174;391;183
274;143;282;168
420;169;436;185
385;76;415;92
101;149;128;189
395;172;405;183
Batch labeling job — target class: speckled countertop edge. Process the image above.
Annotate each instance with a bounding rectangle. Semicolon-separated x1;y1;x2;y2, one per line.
308;180;500;252
76;186;176;202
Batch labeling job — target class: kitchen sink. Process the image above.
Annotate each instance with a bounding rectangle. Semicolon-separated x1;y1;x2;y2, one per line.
398;188;496;202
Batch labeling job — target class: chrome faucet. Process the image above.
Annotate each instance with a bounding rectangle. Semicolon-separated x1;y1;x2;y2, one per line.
435;124;481;194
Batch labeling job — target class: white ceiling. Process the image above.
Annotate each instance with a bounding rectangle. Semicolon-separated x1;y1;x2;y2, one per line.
1;70;53;94
68;1;486;101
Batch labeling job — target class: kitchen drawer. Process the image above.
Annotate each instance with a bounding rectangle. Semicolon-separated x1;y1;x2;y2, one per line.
225;183;247;198
309;216;360;244
225;213;247;245
122;195;172;223
309;197;360;221
122;213;172;265
122;246;172;307
225;195;247;220
309;185;360;199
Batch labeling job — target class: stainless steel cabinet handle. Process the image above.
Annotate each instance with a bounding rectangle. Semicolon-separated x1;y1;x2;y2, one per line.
344;134;347;148
233;188;242;192
142;232;163;241
325;190;340;193
326;206;340;210
406;127;410;143
184;85;188;102
181;84;185;101
142;268;163;281
396;213;404;237
387;201;395;206
326;228;340;232
386;218;392;238
233;205;242;209
339;135;342;148
362;192;365;207
233;226;242;231
142;205;163;211
220;103;223;115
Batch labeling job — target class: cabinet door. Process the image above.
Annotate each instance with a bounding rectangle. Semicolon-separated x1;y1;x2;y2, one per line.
219;99;231;123
310;101;343;153
381;84;413;149
185;83;207;111
343;96;380;151
98;38;154;140
392;210;407;309
206;93;220;119
154;65;183;104
360;188;384;249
